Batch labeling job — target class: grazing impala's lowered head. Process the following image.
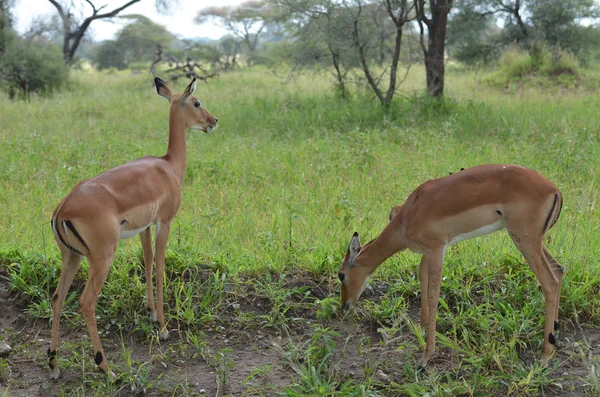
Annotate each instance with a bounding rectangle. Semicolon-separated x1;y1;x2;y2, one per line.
154;77;218;132
338;232;372;310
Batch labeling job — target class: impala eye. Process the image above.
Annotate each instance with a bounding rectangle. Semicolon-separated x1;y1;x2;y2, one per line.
194;101;201;108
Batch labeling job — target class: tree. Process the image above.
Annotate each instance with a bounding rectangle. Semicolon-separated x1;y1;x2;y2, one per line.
415;0;454;99
528;0;599;51
351;0;416;107
0;37;69;98
277;0;358;98
195;1;276;66
0;0;69;98
449;0;600;63
47;0;172;63
277;0;417;105
0;0;13;55
93;15;175;70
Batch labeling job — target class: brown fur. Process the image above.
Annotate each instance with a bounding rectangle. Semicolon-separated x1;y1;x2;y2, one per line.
48;77;218;380
339;164;563;368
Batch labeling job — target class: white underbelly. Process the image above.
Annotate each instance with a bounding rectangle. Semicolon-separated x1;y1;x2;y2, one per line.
448;219;505;246
119;224;151;239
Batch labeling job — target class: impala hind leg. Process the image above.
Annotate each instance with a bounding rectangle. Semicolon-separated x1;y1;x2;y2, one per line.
140;228;157;321
418;255;429;331
543;246;563;342
80;254;115;380
509;233;561;366
154;222;171;340
418;248;445;368
49;250;82;380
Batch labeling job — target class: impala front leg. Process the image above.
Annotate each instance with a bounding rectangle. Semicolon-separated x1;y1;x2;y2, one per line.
154;221;171;340
140;228;157;321
418;248;445;368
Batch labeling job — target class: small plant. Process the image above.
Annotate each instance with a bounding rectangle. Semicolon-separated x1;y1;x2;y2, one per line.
0;357;11;384
210;347;235;392
315;296;339;321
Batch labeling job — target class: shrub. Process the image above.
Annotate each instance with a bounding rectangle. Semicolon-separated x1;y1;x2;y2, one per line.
0;35;69;99
484;45;581;89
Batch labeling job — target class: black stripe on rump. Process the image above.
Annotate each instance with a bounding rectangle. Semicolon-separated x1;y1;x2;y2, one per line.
64;220;89;251
55;219;83;255
550;194;563;229
543;194;559;233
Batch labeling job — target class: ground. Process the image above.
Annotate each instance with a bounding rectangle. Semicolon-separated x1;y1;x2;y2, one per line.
1;270;599;397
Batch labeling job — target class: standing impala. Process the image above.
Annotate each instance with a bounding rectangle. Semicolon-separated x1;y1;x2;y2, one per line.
48;77;217;380
338;164;563;368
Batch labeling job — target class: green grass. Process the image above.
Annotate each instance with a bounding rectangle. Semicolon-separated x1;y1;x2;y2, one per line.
1;66;600;395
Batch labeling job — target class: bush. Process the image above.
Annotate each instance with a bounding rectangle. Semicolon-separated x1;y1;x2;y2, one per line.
0;35;69;99
484;45;581;89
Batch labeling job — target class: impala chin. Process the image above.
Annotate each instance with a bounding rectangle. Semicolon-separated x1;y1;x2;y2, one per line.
192;124;217;133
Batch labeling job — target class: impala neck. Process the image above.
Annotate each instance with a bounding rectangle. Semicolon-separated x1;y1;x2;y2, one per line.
164;106;188;184
356;225;407;274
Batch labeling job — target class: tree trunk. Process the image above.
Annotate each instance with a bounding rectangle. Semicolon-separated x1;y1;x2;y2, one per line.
416;0;452;99
425;7;447;98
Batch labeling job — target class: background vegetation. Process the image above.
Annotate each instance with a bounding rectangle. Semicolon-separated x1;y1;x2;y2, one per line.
1;0;600;395
1;66;600;395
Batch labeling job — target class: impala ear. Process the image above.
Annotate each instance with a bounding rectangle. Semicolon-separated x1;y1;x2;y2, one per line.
180;77;196;102
347;232;361;262
154;77;172;102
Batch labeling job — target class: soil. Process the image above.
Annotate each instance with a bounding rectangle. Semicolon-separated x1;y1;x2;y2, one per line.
1;273;599;397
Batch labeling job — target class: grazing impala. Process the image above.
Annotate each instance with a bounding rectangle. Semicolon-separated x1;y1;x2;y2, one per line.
48;77;217;380
338;164;563;367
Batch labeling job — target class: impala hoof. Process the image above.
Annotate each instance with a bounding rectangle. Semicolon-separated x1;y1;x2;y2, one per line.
418;354;432;369
50;367;60;380
146;307;157;322
160;329;169;341
108;370;117;382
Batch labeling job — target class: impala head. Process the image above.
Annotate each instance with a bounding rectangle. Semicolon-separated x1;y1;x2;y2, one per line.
154;77;218;132
338;232;371;310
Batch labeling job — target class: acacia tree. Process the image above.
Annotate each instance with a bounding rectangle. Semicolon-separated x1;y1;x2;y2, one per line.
351;0;415;107
277;0;416;106
47;0;171;63
194;0;275;66
450;0;599;59
415;0;453;99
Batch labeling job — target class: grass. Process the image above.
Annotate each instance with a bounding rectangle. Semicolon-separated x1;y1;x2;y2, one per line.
0;65;600;395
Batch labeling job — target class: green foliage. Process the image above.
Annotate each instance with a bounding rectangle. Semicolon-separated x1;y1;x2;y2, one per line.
484;45;582;89
449;0;600;65
0;35;68;99
0;0;13;55
93;16;175;70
